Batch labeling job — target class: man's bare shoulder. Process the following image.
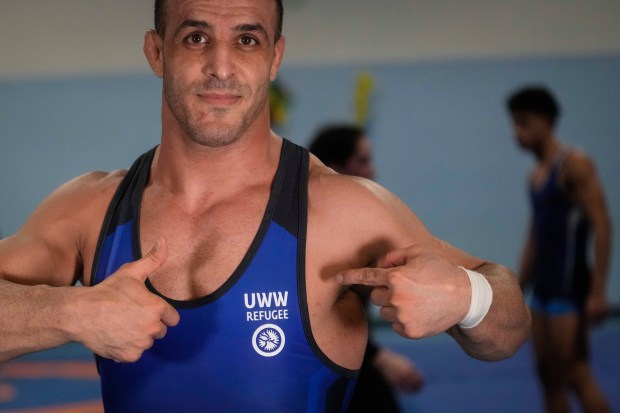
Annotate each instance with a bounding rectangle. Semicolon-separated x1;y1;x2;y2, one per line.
563;149;595;174
307;155;430;252
58;169;127;196
1;169;128;286
308;155;395;208
33;170;126;217
18;169;128;243
558;149;597;187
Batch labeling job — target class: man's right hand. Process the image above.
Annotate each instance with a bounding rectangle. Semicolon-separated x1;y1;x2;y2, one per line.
70;238;180;363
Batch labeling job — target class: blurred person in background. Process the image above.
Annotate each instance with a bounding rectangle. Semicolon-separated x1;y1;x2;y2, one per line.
507;86;612;413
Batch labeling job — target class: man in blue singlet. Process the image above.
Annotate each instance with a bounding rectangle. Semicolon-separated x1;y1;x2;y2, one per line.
0;1;531;411
507;86;612;413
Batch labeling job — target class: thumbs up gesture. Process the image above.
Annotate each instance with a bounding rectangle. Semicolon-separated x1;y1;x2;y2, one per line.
71;238;180;362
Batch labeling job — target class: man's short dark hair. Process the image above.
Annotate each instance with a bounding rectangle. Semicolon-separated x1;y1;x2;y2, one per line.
308;125;366;167
154;0;284;42
507;86;561;125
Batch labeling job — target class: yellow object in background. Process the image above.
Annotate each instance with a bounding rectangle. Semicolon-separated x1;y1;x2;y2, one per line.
354;71;375;127
269;79;292;127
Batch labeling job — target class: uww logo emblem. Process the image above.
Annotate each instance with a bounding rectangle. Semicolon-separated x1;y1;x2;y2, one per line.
252;324;285;357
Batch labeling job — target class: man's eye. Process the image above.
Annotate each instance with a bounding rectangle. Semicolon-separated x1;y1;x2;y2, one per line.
186;33;206;44
239;36;258;46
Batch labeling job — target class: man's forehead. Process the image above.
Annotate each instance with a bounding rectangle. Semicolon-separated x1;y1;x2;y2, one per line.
167;0;275;26
512;111;547;124
513;110;534;118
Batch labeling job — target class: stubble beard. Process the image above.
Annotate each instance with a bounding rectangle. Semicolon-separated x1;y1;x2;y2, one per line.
163;73;269;148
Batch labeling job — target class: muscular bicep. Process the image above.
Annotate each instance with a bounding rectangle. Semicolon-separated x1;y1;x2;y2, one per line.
383;184;485;268
0;232;80;286
334;175;485;270
0;171;121;287
0;187;86;286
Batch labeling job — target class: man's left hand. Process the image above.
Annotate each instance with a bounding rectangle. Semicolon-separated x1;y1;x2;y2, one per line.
338;244;472;339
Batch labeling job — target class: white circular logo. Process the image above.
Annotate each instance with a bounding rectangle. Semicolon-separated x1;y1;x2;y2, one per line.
252;324;285;357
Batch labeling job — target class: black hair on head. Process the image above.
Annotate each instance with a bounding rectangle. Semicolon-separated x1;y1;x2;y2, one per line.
507;86;561;125
308;124;366;167
154;0;165;36
274;0;283;42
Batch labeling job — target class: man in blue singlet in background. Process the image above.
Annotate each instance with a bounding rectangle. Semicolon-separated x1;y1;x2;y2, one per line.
507;86;612;413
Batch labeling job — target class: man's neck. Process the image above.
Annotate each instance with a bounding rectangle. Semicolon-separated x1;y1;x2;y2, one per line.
152;126;281;202
534;136;562;165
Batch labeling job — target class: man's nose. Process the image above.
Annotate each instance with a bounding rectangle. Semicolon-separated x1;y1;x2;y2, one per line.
204;42;234;80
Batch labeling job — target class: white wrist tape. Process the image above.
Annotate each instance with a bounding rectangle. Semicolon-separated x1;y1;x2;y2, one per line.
458;267;493;329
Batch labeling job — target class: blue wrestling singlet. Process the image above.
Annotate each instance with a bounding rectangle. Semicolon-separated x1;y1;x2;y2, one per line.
90;139;358;412
529;151;591;314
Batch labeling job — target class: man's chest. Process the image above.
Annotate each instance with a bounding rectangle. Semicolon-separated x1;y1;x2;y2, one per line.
137;194;275;300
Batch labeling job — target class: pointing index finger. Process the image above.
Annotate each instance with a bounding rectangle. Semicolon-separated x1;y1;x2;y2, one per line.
377;244;423;268
337;267;389;287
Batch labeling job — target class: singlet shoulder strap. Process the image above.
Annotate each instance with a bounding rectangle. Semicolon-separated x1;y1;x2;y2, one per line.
272;139;309;237
549;147;577;188
89;146;157;286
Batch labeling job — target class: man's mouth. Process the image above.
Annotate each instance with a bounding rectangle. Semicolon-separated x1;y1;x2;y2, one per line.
198;92;241;106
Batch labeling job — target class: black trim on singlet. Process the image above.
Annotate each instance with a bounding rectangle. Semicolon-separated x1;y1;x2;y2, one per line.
532;149;570;197
90;139;358;378
295;147;359;379
142;140;290;309
325;377;354;413
271;144;301;236
90;142;287;301
89;147;157;287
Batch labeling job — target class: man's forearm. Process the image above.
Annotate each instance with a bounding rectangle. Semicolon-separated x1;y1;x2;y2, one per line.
591;219;612;294
518;245;534;291
0;279;74;363
448;262;531;361
518;225;535;291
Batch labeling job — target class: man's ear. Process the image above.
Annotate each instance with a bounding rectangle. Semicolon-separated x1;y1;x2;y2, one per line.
270;36;286;82
144;30;164;78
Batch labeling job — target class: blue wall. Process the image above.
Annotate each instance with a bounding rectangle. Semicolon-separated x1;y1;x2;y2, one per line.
1;55;618;304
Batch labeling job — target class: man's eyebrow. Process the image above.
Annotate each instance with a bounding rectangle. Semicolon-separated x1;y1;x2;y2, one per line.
234;23;269;40
174;20;210;37
173;21;270;41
